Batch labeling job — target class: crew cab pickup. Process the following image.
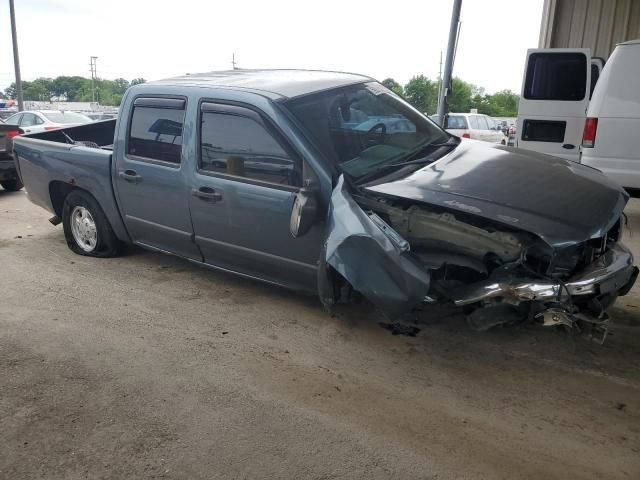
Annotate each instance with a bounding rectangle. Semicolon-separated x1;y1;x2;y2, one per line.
0;123;23;191
13;70;638;335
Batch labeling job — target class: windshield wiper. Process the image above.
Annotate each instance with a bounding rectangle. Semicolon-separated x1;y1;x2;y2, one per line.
383;141;458;168
355;137;459;184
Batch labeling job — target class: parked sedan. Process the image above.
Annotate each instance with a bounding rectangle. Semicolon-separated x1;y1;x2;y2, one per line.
4;110;92;135
440;113;507;144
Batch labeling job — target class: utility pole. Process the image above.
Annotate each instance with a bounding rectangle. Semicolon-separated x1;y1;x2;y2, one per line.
89;56;98;103
232;53;237;70
436;0;462;127
9;0;24;111
437;51;443;115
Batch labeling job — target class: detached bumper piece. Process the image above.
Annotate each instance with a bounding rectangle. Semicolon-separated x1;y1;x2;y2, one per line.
450;242;638;341
451;243;636;305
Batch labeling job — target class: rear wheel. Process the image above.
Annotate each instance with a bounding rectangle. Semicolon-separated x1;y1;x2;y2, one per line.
1;178;23;191
62;190;122;257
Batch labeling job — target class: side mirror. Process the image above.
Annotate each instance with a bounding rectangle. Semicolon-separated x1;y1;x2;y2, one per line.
290;179;319;238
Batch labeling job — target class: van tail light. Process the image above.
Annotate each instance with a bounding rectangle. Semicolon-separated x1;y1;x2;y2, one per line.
462;133;471;138
7;129;20;139
582;117;598;148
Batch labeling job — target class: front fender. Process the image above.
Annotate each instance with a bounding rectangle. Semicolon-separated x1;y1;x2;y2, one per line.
320;175;430;319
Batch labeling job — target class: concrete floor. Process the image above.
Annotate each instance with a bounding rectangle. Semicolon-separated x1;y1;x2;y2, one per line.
1;189;639;480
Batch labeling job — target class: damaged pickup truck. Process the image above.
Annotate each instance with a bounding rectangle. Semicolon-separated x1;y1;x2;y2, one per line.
12;70;638;335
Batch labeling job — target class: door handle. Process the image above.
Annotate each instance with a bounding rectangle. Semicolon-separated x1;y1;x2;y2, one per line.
192;187;222;202
119;169;142;183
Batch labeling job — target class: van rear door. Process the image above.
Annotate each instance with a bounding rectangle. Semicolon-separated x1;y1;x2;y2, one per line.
516;48;591;161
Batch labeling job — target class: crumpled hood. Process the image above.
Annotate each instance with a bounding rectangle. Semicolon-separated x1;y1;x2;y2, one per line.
365;141;628;248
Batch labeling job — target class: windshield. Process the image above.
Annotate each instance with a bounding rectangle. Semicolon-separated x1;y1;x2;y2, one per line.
285;82;449;181
43;111;91;124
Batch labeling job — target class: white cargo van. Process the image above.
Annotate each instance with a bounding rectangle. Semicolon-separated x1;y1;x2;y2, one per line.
516;48;605;161
580;40;640;190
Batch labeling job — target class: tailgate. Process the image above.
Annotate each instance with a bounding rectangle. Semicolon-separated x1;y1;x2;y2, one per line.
0;124;21;154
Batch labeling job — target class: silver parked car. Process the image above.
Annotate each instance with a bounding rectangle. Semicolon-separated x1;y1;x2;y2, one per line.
4;110;92;134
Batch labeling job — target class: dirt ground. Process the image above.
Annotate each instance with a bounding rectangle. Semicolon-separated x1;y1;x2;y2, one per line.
1;188;639;480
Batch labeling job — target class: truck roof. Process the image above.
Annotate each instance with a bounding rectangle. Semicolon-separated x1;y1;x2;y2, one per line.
150;69;373;99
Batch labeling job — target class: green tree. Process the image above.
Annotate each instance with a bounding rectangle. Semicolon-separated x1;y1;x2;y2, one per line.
403;75;438;114
3;76;148;106
381;78;404;96
130;78;146;86
447;77;474;113
484;90;519;117
3;82;17;99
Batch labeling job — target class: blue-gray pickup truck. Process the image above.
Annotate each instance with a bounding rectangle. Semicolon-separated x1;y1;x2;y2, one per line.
13;70;638;334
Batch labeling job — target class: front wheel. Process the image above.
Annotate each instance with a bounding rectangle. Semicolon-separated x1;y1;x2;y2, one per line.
62;190;122;257
1;178;23;191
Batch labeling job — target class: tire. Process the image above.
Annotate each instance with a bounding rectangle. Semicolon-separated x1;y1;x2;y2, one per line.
1;178;24;191
62;190;122;257
500;139;506;145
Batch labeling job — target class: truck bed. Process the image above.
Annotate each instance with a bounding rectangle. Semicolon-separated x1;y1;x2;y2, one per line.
24;119;116;149
12;119;130;242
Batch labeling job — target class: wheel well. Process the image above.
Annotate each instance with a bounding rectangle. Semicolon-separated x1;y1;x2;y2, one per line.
49;181;78;217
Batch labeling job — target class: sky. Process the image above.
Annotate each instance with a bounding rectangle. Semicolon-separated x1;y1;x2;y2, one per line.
0;0;544;95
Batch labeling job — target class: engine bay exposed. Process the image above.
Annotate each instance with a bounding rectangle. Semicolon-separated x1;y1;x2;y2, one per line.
351;191;635;341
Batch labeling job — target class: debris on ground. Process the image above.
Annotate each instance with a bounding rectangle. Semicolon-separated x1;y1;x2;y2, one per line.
379;322;421;337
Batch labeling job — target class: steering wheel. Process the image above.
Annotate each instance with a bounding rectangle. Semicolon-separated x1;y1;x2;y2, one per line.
366;122;387;145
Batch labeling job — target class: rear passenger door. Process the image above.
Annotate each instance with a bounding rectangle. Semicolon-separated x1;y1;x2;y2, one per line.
484;116;504;144
189;101;322;291
113;96;201;260
516;48;591;160
467;115;482;140
475;115;491;142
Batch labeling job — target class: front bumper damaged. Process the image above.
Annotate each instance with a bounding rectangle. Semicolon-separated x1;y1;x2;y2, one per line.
450;242;638;306
321;176;637;330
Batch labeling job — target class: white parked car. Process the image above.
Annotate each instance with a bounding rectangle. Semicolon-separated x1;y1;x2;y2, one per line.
440;113;507;144
580;40;640;190
4;110;92;134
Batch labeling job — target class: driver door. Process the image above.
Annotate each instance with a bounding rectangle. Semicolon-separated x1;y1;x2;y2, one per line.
189;101;323;291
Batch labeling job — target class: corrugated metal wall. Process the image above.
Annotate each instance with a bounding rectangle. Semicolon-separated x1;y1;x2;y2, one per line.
539;0;640;58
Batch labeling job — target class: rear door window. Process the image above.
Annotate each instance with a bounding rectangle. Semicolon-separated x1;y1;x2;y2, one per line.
127;98;185;164
20;113;37;127
589;63;600;99
485;117;496;130
476;116;489;130
468;116;481;129
524;52;587;100
199;105;301;187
